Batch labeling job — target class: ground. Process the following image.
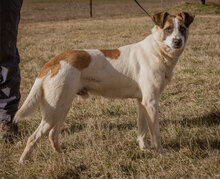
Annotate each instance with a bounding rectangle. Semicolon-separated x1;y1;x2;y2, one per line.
0;0;220;178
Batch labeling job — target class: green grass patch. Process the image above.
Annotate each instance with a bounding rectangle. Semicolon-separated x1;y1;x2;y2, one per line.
168;2;220;14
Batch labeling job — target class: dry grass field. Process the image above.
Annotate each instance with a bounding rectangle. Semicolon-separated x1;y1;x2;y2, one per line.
20;0;189;23
0;0;220;178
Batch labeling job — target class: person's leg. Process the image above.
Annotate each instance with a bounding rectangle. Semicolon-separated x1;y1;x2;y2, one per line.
0;0;23;140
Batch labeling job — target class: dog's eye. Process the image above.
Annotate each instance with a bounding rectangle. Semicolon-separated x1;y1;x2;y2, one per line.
180;26;186;33
164;27;173;33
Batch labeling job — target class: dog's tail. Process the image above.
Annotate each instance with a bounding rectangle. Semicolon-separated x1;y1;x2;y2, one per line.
14;79;43;123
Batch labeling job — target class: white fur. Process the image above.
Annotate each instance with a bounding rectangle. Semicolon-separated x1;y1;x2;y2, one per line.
164;18;185;49
14;79;43;123
15;17;191;163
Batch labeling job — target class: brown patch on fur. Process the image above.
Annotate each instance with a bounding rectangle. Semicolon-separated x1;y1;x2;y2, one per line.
162;15;175;40
176;16;187;28
153;12;170;28
176;12;194;28
37;56;61;78
154;14;175;41
176;15;190;41
100;49;120;59
154;15;174;41
65;51;91;70
163;15;174;29
38;50;91;78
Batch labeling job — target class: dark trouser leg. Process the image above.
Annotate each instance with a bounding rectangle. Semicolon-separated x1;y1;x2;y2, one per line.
0;0;23;123
0;65;20;123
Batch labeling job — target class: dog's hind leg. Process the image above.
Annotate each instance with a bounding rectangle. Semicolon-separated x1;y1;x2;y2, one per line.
46;69;81;153
19;63;83;163
48;108;71;153
19;120;52;163
19;87;77;163
48;97;77;153
49;123;62;153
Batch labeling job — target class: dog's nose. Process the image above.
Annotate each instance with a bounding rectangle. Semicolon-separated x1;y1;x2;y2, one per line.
173;38;182;47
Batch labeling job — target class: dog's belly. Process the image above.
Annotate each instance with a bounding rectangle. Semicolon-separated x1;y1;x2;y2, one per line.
80;74;141;99
88;84;141;99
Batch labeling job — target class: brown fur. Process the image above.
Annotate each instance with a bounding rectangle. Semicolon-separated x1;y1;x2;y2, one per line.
153;12;169;28
176;12;195;28
153;14;175;41
38;50;91;78
100;49;120;59
163;15;174;29
162;15;175;40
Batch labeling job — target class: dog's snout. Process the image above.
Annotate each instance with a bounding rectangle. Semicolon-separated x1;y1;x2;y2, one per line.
173;38;182;48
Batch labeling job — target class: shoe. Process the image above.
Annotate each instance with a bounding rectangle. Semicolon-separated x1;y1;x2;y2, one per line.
0;122;18;142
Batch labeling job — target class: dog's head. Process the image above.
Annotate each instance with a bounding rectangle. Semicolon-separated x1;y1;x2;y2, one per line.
152;11;194;50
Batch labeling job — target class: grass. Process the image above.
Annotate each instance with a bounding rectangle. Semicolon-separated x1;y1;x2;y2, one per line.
0;1;220;178
22;0;220;23
168;2;220;14
20;0;220;24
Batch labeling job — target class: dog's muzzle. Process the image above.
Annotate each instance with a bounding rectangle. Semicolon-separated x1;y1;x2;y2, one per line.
172;38;182;49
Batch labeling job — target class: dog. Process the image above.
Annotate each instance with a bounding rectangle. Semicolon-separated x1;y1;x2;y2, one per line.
14;11;194;163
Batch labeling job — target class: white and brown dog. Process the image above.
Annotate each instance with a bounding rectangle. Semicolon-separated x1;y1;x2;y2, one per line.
15;11;194;163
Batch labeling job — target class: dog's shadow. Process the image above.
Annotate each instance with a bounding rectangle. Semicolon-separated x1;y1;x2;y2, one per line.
162;110;220;127
62;110;220;153
62;120;135;135
61;122;86;135
56;163;87;179
162;110;220;151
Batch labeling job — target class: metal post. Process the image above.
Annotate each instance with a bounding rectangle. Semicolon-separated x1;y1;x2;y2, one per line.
90;0;92;17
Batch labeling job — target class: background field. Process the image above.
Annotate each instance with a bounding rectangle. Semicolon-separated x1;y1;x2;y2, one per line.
1;0;220;178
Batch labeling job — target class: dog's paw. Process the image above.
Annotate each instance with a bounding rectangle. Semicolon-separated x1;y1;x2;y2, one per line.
18;158;25;164
159;149;170;156
137;138;149;151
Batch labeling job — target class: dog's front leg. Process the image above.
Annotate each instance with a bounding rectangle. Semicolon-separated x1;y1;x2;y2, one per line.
140;97;163;153
137;100;149;150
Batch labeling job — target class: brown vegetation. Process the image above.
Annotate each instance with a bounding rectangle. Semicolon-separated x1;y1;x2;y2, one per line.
0;0;219;178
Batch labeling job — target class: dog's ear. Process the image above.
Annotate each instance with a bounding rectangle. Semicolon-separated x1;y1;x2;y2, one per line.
177;12;195;28
152;12;169;28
